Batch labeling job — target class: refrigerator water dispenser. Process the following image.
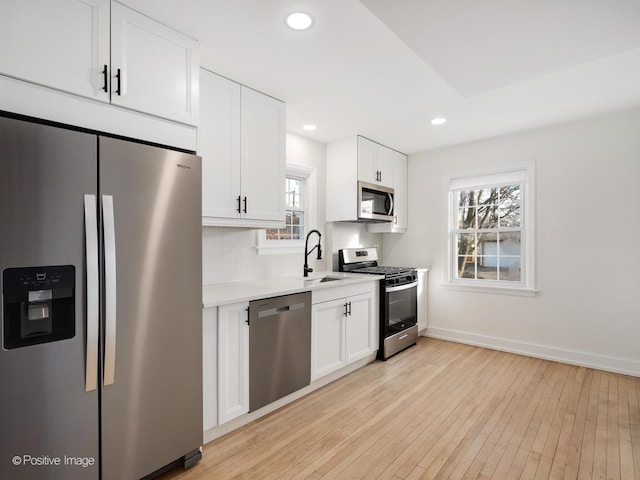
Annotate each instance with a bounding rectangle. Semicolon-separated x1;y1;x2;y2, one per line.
2;265;75;349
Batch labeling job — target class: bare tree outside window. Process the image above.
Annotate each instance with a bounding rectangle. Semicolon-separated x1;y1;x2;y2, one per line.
455;184;522;282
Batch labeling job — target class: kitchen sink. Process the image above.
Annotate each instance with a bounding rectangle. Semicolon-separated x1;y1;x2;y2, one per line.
319;276;340;282
303;275;343;286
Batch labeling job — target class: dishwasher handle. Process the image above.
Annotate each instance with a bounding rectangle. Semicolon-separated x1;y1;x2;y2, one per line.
257;302;306;318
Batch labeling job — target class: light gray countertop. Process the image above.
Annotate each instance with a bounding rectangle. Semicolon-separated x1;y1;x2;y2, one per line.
202;272;384;308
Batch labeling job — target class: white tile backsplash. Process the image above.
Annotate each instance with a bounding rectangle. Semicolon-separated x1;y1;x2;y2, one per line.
202;226;321;284
203;223;383;284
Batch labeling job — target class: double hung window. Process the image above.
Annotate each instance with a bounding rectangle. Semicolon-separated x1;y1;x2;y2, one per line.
448;164;535;293
266;176;305;240
257;163;316;255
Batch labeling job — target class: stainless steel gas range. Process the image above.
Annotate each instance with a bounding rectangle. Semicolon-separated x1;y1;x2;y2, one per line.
339;247;418;359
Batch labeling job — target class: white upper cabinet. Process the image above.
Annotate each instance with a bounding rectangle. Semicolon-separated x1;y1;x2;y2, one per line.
368;150;408;233
327;135;407;225
357;136;377;184
110;1;199;125
200;69;285;227
199;70;241;219
240;87;286;223
392;150;408;230
0;0;110;101
357;136;393;188
0;0;199;126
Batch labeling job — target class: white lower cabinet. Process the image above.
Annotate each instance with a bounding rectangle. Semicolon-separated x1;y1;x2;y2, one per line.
311;298;346;379
203;281;379;441
417;269;429;333
311;283;377;381
202;308;218;431
345;294;375;363
217;302;250;425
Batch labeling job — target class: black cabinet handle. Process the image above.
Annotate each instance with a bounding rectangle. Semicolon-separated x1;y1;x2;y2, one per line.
243;196;247;214
102;65;108;93
347;301;352;316
237;196;241;213
115;68;122;96
343;303;348;317
245;307;250;325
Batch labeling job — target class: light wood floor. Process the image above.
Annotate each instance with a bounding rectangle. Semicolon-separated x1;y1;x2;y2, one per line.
160;338;640;479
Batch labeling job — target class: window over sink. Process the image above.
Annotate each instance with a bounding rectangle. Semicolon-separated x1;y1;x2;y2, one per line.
266;176;305;241
256;163;316;255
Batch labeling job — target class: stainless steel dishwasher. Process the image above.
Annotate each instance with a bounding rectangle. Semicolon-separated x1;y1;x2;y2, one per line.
249;291;312;412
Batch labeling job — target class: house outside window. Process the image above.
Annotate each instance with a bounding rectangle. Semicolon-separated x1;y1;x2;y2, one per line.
447;163;535;294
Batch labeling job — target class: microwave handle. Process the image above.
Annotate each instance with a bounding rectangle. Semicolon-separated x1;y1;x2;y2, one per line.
387;192;394;216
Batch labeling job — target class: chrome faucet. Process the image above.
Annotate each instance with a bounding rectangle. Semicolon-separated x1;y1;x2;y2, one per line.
303;229;322;277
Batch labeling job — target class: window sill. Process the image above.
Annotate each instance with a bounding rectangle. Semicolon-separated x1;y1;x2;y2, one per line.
442;282;537;297
256;242;304;256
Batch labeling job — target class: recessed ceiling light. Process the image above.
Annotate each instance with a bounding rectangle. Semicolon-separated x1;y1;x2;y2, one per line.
286;12;313;30
303;124;317;131
431;117;447;126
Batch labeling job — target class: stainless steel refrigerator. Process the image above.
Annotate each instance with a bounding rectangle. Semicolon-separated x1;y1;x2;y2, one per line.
0;115;203;479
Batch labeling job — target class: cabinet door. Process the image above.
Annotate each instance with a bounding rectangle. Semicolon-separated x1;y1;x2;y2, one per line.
203;308;218;431
357;136;377;184
110;1;199;125
345;292;375;364
417;269;429;332
218;302;249;424
199;70;242;221
311;299;346;380
0;0;110;101
240;87;286;222
393;151;408;229
376;144;394;188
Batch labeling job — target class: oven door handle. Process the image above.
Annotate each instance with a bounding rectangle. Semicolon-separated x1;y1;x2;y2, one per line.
386;281;418;293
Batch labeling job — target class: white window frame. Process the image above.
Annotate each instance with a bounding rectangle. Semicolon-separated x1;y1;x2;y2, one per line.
445;162;536;296
256;163;317;255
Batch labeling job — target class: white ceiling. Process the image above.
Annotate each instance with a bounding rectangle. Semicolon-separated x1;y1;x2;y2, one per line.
121;0;640;154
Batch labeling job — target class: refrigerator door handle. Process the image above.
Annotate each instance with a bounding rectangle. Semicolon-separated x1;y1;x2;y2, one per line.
84;194;99;392
102;195;117;386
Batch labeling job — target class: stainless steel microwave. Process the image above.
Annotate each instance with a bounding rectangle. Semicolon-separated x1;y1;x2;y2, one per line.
358;181;394;222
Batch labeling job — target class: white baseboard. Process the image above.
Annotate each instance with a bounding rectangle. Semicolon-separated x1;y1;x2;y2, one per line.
425;327;640;377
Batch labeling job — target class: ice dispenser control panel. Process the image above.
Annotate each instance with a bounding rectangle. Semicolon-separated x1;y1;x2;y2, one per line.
2;265;75;349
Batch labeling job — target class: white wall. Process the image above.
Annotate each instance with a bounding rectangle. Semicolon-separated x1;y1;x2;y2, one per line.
326;222;384;270
202;132;329;284
383;108;640;376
